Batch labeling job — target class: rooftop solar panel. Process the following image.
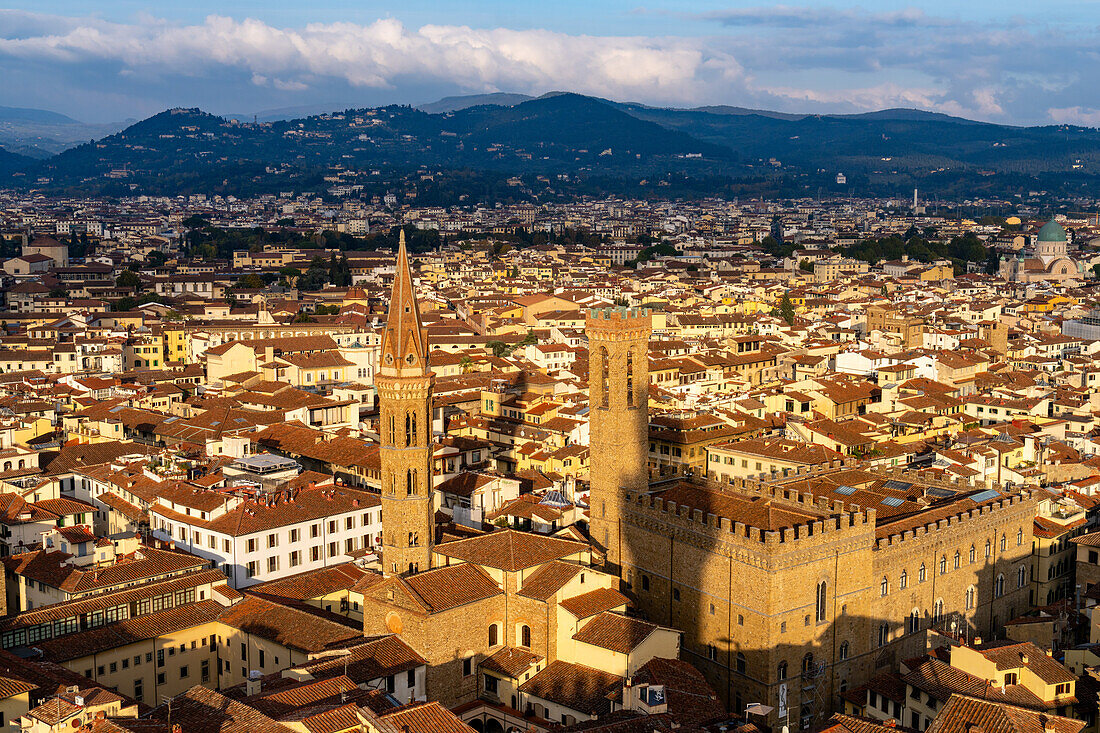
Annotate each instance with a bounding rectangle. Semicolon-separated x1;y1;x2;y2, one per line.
970;489;1001;503
835;485;857;495
881;496;906;507
926;487;957;498
884;480;912;492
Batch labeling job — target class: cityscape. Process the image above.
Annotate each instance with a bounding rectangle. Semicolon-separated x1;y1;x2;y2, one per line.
2;3;1100;733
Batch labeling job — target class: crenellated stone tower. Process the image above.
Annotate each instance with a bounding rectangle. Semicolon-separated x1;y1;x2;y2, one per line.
586;306;651;572
378;232;435;577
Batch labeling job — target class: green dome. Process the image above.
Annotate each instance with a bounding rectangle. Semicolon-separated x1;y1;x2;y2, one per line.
1037;219;1067;242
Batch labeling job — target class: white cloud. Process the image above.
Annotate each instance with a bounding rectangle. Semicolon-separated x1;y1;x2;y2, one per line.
1048;106;1100;127
0;8;1095;124
0;13;725;104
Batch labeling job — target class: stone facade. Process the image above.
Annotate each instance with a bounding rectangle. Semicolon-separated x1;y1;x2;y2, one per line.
587;307;651;570
611;470;1036;729
378;233;435;577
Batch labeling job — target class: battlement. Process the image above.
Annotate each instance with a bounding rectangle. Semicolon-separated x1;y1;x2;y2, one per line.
874;490;1035;549
587;306;652;324
625;477;874;550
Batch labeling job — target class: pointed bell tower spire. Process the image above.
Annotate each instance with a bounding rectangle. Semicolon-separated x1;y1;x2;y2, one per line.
380;230;427;377
377;228;435;577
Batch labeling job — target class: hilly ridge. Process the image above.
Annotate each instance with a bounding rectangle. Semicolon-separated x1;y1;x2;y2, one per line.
4;92;1100;200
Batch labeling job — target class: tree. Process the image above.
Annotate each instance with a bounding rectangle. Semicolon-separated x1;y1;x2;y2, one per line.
237;273;265;289
460;355;473;374
799;259;813;272
115;270;141;289
146;251;168;268
297;256;330;291
487;340;513;358
778;292;796;327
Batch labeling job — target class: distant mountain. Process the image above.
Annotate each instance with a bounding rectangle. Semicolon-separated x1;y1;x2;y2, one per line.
0;106;82;125
0;106;128;157
8;93;1100;199
418;92;534;114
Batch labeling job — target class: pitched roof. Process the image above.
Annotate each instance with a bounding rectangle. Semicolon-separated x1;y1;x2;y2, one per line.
433;529;588;572
572;612;660;654
519;660;622;716
926;694;1084;733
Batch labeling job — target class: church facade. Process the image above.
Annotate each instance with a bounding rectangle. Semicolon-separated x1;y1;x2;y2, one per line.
999;219;1082;283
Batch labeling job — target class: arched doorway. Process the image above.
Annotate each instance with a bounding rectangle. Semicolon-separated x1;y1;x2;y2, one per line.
469;720;484;733
486;719;504;733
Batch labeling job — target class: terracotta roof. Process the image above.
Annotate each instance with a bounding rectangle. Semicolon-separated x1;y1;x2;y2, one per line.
249;564;371;602
433;529;588;571
400;563;501;613
926;694;1084;733
34;600;225;662
372;701;473;733
572;612;660;654
519;660;622;716
143;684;293;733
2;545;207;595
294;635;426;684
517;561;583;601
217;595;362;653
559;588;631;619
480;647;543;678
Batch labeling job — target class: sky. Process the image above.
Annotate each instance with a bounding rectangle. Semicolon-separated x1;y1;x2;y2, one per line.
1;1;1098;126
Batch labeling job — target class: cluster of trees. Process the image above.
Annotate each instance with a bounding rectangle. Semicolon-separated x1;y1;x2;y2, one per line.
295;254;353;291
839;232;991;274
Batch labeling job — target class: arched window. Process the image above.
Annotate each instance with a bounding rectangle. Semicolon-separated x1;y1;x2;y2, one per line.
939;555;947;575
965;586;976;610
388;415;396;444
802;653;815;674
599;347;610;408
1018;566;1027;588
1017;528;1023;546
405;411;417;447
908;609;920;634
970;545;976;564
933;599;944;623
816;581;827;622
777;661;787;681
899;570;908;589
878;623;888;647
985;540;992;558
520;624;531;648
995;574;1005;598
918;563;927;583
839;642;849;661
641;574;650;591
880;576;889;596
626;348;634;407
736;653;747;674
1000;534;1007;552
406;469;417;496
488;624;499;647
954;551;961;569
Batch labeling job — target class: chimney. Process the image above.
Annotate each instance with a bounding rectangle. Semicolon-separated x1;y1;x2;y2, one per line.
1045;723;1057;733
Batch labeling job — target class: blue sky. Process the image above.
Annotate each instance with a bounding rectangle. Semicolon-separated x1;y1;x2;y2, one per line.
2;1;1098;125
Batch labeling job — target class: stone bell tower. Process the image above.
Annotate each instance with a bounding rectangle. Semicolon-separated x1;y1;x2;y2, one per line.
586;306;651;572
378;231;434;577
